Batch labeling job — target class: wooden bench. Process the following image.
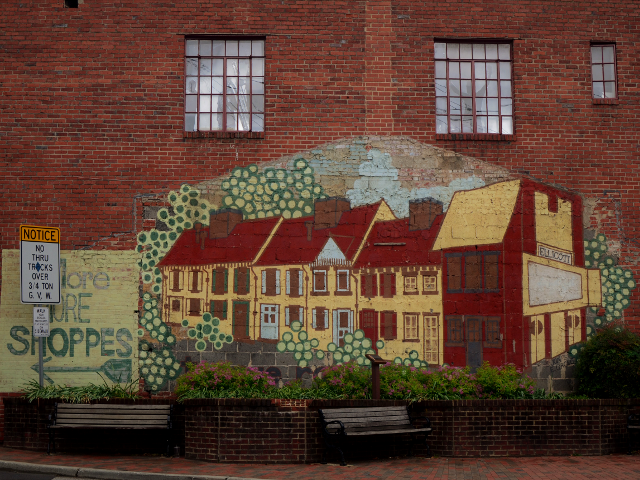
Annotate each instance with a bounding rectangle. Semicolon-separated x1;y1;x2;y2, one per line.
318;406;432;465
628;414;640;455
47;403;174;455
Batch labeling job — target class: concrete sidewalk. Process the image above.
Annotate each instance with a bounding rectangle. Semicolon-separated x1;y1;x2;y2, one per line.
0;446;639;480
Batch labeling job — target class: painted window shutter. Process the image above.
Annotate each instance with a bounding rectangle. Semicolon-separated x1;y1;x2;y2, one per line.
262;270;266;294
211;270;217;293
392;312;397;339
299;307;304;326
246;268;251;293
312;308;317;329
275;270;281;294
285;307;290;326
390;273;396;296
298;270;303;295
379;274;385;297
372;274;378;296
286;270;291;295
223;269;228;293
361;275;366;296
332;310;338;340
234;268;239;293
324;309;329;329
222;300;227;319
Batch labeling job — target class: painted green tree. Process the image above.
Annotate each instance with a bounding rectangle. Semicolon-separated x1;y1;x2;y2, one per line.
220;158;326;220
569;232;636;358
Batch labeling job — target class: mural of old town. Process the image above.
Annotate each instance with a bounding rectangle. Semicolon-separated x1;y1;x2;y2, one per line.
1;137;636;392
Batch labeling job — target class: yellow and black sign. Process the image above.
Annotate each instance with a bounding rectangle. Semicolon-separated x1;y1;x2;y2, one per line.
20;225;60;244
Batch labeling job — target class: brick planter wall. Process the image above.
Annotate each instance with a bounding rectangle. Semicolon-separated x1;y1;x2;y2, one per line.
182;398;640;462
1;397;184;455
4;397;639;460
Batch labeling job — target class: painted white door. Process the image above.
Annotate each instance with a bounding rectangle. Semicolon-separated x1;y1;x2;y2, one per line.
260;304;279;340
333;309;353;346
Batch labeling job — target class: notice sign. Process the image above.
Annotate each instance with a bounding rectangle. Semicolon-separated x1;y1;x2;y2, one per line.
33;307;50;337
20;225;61;304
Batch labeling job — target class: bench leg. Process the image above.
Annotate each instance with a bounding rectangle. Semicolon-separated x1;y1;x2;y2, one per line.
322;437;346;466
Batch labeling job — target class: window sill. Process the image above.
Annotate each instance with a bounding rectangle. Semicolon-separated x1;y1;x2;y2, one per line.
422;291;438;295
311;291;330;296
402;339;420;343
592;98;618;105
183;131;265;140
403;291;419;296
334;290;353;296
436;133;515;142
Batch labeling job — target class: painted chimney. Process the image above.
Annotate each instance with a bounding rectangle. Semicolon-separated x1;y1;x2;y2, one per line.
314;197;350;230
305;221;313;241
194;222;206;249
209;209;243;239
409;198;443;231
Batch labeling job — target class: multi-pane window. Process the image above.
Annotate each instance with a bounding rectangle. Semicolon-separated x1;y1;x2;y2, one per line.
185;38;265;133
434;42;512;135
404;275;418;294
424;316;439;364
591;44;616;99
313;270;327;293
446;252;499;293
404;314;419;340
422;275;437;294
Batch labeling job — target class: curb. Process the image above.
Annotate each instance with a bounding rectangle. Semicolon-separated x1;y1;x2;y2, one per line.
0;460;270;480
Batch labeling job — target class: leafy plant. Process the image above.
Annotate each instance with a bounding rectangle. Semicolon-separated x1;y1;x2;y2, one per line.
575;323;640;398
22;376;141;403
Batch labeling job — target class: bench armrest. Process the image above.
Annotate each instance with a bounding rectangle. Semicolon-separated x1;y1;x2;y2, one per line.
409;414;431;429
323;420;345;436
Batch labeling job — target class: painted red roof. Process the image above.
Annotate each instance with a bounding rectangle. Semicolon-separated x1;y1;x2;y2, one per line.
353;215;444;268
157;217;280;267
255;203;382;266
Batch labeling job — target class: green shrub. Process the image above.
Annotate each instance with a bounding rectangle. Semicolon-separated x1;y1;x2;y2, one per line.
22;376;141;403
312;362;372;399
175;361;276;399
576;323;640;398
474;362;536;399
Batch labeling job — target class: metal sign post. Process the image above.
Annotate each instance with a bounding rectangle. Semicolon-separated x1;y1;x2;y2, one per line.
33;307;50;387
20;225;61;387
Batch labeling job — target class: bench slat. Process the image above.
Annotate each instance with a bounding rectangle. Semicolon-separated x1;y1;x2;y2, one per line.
327;419;411;430
56;404;170;411
50;424;168;430
56;413;168;421
55;418;167;425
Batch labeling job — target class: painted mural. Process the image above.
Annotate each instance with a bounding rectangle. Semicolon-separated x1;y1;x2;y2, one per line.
130;138;637;391
0;251;139;390
1;137;637;393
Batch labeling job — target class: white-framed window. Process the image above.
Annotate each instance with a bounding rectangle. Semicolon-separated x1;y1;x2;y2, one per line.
422;274;437;293
285;306;304;326
404;275;418;293
336;270;350;291
286;269;304;297
435;42;513;135
591;44;617;99
312;307;329;330
313;270;327;292
184;37;265;133
261;269;281;296
404;314;419;340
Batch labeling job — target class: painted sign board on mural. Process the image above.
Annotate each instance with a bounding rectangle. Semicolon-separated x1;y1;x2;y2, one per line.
0;250;139;391
20;225;61;305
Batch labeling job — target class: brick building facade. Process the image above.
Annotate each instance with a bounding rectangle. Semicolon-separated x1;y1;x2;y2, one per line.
1;0;639;420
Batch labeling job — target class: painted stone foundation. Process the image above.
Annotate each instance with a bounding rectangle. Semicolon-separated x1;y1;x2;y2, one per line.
4;397;638;460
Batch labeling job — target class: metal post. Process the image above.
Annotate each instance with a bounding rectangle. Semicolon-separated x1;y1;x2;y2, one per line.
371;362;380;400
38;337;44;387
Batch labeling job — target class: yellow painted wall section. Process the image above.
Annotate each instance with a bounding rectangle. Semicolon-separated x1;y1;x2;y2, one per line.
432;180;521;250
529;315;546;364
587;269;603;307
568;309;582;345
534;192;573;253
550;312;565;358
522;253;601;316
0;250;139;392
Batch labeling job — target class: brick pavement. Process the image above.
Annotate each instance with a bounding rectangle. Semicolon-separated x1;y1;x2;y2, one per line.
0;446;639;480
